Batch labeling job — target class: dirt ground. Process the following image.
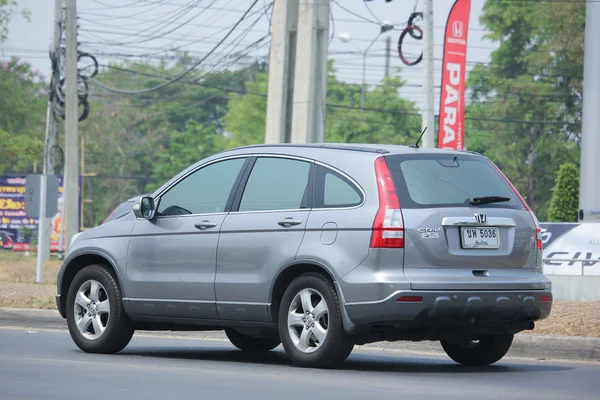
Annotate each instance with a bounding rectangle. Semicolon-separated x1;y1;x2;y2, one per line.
0;251;598;337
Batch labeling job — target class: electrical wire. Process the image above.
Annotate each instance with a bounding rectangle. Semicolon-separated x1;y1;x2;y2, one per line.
88;0;261;95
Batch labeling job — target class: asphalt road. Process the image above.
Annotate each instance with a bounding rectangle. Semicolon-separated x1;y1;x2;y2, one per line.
0;327;598;400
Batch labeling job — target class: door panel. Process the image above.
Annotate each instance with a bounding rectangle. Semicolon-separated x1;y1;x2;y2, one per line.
127;215;224;318
125;157;248;319
215;156;313;322
216;210;309;321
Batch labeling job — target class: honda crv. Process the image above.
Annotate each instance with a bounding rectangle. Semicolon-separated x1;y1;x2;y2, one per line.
56;143;552;368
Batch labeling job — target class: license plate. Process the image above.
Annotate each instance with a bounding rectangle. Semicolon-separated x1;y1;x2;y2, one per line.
460;227;500;249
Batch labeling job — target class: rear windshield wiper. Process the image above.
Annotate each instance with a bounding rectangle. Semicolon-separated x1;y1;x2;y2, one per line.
469;196;511;206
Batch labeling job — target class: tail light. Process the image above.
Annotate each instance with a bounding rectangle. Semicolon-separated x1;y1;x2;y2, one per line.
540;294;552;302
397;296;423;303
490;161;543;251
370;157;404;248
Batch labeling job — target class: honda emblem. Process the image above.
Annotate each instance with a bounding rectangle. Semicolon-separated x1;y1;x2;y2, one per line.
452;21;464;38
474;213;487;224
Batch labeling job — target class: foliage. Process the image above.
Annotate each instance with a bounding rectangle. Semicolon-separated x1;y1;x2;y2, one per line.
224;60;421;146
0;0;30;43
0;58;46;175
465;0;583;220
547;163;579;222
223;72;268;146
0;128;43;175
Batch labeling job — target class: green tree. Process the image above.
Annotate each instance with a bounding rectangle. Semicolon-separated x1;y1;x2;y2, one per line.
547;163;579;222
465;0;583;220
0;128;42;175
223;72;268;145
0;58;46;175
223;60;421;146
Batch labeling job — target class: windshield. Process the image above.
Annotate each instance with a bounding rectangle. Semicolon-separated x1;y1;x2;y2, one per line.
384;154;524;210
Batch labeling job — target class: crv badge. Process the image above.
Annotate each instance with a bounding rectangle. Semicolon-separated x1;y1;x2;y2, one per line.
418;228;441;239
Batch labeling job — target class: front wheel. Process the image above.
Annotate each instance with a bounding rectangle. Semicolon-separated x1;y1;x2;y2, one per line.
225;328;280;352
278;273;354;368
441;334;514;366
66;264;134;354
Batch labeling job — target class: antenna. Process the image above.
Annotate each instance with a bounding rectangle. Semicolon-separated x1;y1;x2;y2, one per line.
409;127;428;148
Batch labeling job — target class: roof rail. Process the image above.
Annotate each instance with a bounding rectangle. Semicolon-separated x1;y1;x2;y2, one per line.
221;143;390;154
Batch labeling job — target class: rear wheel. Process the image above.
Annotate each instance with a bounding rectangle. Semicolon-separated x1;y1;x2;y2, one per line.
66;264;134;354
225;328;280;352
441;334;514;366
278;273;354;368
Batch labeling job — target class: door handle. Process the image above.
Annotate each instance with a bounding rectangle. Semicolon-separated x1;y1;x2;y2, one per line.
194;220;217;230
278;218;302;227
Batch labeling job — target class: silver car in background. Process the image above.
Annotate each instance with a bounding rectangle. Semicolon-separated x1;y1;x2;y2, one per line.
56;143;552;368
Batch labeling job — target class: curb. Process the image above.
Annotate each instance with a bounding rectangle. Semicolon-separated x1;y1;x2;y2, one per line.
1;307;599;362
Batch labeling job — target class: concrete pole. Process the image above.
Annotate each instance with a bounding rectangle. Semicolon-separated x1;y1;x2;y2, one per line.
579;0;600;220
64;0;79;253
36;0;63;283
385;35;391;79
265;0;299;144
290;0;329;144
421;0;435;148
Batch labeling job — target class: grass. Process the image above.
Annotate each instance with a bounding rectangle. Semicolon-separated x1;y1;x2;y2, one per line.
0;251;598;336
0;250;62;285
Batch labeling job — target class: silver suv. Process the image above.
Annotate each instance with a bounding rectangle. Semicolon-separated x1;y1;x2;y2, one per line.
56;144;552;368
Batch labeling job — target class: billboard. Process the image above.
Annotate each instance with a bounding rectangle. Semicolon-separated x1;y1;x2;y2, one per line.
541;222;600;276
0;175;81;251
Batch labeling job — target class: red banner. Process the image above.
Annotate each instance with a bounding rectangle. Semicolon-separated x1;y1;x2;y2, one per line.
437;0;471;150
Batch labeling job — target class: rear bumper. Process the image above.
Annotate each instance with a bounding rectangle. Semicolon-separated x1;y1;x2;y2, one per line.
344;289;552;328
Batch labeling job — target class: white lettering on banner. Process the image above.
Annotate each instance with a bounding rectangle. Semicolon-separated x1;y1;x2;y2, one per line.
442;63;461;145
447;63;461;85
447;38;467;45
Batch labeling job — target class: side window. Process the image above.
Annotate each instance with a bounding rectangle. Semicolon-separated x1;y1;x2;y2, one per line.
314;165;362;208
157;158;246;216
239;157;311;212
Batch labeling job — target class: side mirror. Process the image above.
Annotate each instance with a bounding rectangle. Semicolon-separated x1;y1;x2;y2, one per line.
133;196;156;220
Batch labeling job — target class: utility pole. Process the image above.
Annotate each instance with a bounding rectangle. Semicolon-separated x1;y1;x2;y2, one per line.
421;0;435;148
384;35;391;79
579;0;600;221
36;0;63;283
64;0;79;252
265;0;299;144
290;0;329;144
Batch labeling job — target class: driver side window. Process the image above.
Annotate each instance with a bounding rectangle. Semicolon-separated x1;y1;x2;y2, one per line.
157;158;246;216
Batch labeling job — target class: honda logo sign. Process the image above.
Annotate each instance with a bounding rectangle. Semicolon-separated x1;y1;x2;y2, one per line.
452;21;464;38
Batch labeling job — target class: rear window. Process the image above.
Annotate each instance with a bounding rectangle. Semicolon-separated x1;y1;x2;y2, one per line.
384;154;524;210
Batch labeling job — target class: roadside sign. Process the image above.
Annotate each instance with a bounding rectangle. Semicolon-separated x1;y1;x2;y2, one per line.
24;174;59;218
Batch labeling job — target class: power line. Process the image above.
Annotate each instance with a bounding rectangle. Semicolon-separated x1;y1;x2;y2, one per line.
88;0;261;94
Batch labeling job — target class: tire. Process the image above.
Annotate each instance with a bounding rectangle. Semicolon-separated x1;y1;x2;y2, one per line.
225;328;281;352
278;273;354;368
441;334;514;366
66;264;134;354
